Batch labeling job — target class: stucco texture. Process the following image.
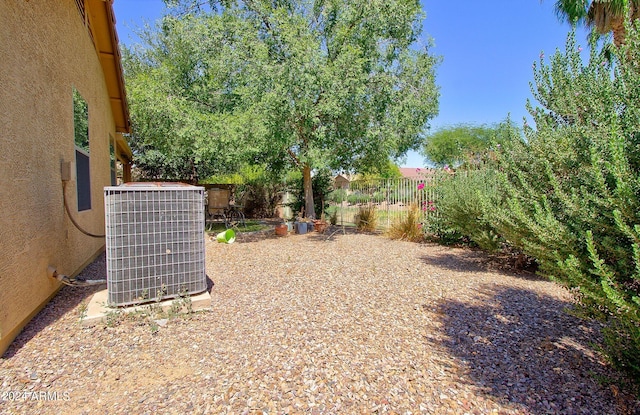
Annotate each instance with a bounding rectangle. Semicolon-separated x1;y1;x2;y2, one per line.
0;1;119;354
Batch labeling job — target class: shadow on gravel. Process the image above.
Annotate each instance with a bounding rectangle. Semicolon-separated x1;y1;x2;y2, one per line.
420;249;543;281
3;254;216;359
1;255;108;359
306;225;364;242
434;285;634;414
224;224;367;244
421;249;491;272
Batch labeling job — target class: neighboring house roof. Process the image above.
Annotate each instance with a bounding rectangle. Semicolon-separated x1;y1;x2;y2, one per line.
334;173;359;182
336;170;437;182
399;168;435;179
85;0;132;161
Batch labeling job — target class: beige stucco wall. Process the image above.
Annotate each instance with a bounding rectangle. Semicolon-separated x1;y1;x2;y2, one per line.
0;1;118;355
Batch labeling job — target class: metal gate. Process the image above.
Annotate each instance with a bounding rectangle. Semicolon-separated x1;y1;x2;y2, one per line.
329;174;446;230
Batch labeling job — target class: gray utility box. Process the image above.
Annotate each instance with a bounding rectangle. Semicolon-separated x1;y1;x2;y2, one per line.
104;182;206;307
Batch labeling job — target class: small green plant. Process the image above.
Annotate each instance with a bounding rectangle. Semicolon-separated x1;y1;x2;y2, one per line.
169;299;183;317
167;287;194;317
104;307;123;328
132;289;149;308
355;205;377;232
387;205;423;242
77;302;88;323
149;319;160;335
144;302;163;317
156;284;167;303
180;286;193;314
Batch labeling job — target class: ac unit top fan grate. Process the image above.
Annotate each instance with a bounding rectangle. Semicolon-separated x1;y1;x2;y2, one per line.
104;183;206;307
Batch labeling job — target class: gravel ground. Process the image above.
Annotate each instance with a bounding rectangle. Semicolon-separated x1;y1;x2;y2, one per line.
1;228;638;414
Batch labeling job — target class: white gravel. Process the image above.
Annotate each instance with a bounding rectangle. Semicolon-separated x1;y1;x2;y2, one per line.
1;229;637;414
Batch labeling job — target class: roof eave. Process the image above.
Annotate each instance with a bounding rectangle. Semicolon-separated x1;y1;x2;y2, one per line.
88;0;131;134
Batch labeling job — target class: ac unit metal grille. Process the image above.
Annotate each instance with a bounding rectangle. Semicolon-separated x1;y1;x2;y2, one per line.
104;183;206;307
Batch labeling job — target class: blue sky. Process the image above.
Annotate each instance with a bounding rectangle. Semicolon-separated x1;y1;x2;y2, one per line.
113;0;587;167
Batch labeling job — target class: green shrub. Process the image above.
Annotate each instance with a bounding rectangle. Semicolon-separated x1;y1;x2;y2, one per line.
435;168;503;251
493;27;640;380
328;188;348;203
203;164;285;218
423;214;463;245
237;165;285;218
328;208;338;225
418;175;464;245
347;192;370;205
372;192;386;204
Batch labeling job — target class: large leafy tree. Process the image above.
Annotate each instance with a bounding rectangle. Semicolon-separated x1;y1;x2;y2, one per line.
122;16;264;182
125;0;439;218
422;118;521;167
553;0;640;45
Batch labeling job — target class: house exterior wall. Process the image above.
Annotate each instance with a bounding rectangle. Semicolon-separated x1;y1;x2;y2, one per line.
0;1;118;355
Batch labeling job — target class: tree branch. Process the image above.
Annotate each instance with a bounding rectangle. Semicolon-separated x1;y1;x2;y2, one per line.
287;148;301;167
244;0;275;34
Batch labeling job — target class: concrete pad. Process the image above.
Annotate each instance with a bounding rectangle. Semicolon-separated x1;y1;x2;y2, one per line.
82;289;212;326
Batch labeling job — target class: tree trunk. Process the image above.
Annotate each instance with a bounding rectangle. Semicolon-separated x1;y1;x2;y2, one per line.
611;17;625;47
302;164;315;219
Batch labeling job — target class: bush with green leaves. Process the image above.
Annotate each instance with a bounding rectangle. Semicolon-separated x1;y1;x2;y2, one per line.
493;26;640;379
415;177;458;245
372;192;386;204
237;165;286;218
328;188;348;203
347;192;370;205
204;164;285;218
435;168;503;251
